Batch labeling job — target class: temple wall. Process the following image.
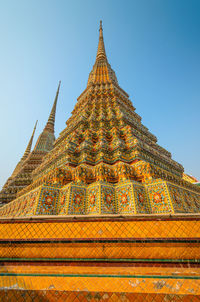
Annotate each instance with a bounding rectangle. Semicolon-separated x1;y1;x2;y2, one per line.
0;180;199;217
167;182;200;213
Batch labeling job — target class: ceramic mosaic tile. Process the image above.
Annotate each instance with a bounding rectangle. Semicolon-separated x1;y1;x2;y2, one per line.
68;185;86;215
101;183;116;214
146;181;173;214
36;186;60;215
133;183;150;214
57;185;70;215
116;182;135;214
167;182;200;214
87;183;100;215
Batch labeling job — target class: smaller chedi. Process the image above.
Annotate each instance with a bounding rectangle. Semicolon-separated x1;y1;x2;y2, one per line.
0;21;199;218
0;82;60;206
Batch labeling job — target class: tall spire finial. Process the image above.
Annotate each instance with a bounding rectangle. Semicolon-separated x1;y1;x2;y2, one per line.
44;81;61;133
96;20;107;62
100;20;102;31
11;120;38;177
11;121;38;177
21;120;38;160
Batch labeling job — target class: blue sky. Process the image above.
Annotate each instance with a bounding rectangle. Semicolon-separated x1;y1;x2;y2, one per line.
0;0;199;188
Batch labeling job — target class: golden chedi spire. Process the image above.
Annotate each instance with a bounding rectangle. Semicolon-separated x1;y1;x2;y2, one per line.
39;21;184;183
11;120;38;178
87;21;118;86
0;21;200;302
96;20;107;62
0;120;38;205
44;81;61;133
21;120;38;161
0;83;61;205
1;20;200;220
34;82;60;152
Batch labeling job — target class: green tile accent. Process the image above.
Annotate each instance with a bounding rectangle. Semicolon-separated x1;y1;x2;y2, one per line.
0;272;200;280
0;258;199;263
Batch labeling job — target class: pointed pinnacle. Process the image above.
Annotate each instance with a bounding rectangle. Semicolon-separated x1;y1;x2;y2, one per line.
44;81;61;133
96;20;107;61
33;120;38;132
21;120;38;161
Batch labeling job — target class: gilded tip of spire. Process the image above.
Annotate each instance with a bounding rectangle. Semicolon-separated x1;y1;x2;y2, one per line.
57;81;61;92
33;120;38;133
96;20;106;61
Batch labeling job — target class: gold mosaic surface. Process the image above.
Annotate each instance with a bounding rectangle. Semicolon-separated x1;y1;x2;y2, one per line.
0;217;199;261
0;264;200;297
0;218;199;240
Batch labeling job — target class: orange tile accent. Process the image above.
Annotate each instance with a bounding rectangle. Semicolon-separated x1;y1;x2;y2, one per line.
0;219;199;240
0;242;199;260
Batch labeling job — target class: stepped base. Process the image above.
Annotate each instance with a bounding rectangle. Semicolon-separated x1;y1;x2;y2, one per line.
1;262;200;301
0;216;199;300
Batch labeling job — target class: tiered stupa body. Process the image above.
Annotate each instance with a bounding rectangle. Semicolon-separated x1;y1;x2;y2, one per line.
0;82;60;206
2;21;198;217
0;121;37;206
0;22;200;301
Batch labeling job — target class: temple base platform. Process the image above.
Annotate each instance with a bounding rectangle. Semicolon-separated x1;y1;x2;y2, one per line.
0;215;199;300
0;179;200;218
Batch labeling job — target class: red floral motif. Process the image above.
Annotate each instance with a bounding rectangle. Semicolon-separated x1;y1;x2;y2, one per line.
90;194;95;205
44;195;53;206
74;194;82;205
138;193;144;204
106;194;113;204
121;193;128;204
153;193;162;203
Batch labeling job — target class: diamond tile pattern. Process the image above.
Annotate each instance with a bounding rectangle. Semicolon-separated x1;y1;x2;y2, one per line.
0;218;199;240
0;217;199;300
0;290;200;301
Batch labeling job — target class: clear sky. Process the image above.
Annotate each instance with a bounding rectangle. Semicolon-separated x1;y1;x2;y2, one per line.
0;0;199;189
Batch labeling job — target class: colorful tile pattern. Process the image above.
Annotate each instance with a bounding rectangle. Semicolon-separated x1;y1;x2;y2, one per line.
116;182;135;214
0;188;40;217
57;185;70;215
101;184;116;214
0;181;200;217
87;184;100;215
168;184;187;213
68;185;86;215
146;181;173;214
133;183;150;214
168;182;200;214
36;186;59;215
